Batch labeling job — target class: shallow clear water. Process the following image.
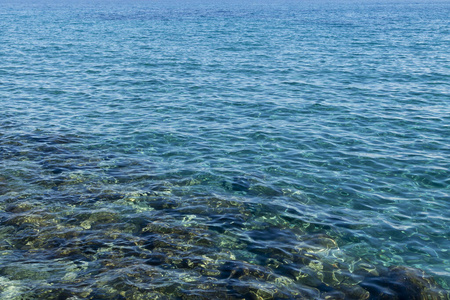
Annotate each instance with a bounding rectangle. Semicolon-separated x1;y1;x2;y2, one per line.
0;0;449;298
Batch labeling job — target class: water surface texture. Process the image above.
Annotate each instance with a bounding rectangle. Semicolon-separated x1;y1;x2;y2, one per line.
1;0;449;299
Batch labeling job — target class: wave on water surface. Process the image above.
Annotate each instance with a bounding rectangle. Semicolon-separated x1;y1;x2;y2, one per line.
0;0;449;299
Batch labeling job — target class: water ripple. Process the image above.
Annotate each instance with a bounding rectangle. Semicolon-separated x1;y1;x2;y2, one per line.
1;0;449;298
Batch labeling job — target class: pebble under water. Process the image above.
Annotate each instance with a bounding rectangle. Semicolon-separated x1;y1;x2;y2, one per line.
0;0;449;299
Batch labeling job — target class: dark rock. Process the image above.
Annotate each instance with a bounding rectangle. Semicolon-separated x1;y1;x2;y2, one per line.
232;176;250;192
360;265;449;300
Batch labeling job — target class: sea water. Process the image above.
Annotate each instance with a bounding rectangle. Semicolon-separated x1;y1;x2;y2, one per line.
0;0;449;298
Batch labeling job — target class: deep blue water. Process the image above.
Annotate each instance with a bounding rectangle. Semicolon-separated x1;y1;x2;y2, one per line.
0;0;449;298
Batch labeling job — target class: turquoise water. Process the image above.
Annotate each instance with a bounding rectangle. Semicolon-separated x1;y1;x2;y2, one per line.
1;0;449;298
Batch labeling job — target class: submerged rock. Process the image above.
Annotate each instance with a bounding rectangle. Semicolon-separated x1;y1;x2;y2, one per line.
360;265;449;300
231;176;251;192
